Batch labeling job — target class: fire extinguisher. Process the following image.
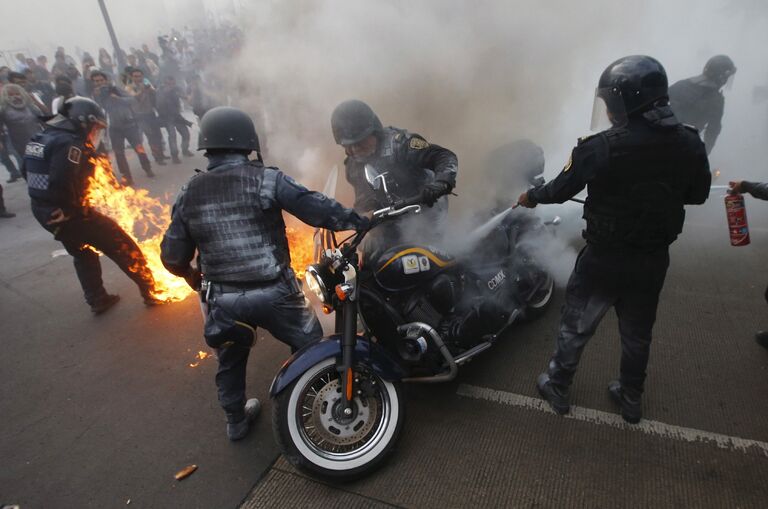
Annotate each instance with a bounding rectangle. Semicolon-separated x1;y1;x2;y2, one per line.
724;192;750;246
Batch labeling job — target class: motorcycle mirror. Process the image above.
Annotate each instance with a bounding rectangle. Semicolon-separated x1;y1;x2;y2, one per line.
375;173;390;195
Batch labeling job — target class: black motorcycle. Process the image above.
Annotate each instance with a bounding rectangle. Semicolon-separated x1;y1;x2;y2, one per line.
270;167;557;481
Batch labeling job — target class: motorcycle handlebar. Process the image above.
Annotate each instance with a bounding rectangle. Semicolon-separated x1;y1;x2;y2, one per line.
392;195;425;209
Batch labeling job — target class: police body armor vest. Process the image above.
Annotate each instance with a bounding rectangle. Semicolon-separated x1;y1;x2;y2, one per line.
583;126;691;251
24;128;83;206
183;162;289;282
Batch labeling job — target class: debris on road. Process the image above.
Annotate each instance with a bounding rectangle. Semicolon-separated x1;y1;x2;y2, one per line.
174;464;198;481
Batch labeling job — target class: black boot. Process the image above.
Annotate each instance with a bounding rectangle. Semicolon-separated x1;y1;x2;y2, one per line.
537;373;570;415
90;294;121;314
756;331;768;350
608;380;642;424
0;185;14;218
227;398;261;441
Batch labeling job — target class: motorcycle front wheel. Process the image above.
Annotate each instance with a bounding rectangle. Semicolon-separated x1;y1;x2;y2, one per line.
272;357;405;481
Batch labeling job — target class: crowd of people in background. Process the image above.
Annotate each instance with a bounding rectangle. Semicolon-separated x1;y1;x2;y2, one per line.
0;23;244;194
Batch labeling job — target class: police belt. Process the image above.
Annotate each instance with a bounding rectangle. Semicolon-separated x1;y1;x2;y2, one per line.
207;271;294;295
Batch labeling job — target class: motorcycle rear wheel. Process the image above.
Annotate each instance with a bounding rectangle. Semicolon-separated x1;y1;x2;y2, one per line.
273;357;405;481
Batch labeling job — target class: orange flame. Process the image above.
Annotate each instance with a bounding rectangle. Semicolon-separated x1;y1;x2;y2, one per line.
83;155;193;302
189;350;211;368
286;224;316;279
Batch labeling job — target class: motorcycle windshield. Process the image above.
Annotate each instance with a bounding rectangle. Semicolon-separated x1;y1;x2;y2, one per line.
314;165;340;259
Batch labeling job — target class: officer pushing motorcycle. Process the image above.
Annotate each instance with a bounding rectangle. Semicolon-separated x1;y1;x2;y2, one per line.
160;107;369;441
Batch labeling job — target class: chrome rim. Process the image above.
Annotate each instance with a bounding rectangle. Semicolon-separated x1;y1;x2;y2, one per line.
295;366;392;462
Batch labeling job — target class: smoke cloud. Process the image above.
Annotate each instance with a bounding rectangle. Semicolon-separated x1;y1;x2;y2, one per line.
4;0;768;274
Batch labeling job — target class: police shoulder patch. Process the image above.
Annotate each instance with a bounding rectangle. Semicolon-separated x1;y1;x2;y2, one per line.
409;137;430;150
25;142;45;159
562;154;573;172
67;146;82;164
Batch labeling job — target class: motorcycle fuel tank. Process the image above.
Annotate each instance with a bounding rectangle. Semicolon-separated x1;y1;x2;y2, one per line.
372;245;456;292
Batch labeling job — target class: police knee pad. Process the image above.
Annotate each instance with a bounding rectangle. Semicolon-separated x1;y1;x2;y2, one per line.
204;306;255;349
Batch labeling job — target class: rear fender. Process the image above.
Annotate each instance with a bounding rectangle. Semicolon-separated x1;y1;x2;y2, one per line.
269;335;406;397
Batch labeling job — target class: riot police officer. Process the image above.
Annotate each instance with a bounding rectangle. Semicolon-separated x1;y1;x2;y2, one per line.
23;97;162;314
331;99;457;247
668;55;736;155
517;56;711;423
160;107;370;441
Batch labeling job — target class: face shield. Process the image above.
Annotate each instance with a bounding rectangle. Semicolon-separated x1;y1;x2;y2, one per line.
590;87;627;131
85;120;107;149
723;72;736;91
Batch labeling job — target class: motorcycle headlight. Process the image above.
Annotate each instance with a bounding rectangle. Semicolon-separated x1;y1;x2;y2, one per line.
305;265;330;303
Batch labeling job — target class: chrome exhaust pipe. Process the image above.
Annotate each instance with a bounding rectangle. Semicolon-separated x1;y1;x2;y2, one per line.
398;322;458;383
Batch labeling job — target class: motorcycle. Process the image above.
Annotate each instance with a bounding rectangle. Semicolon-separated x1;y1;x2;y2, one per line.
270;166;558;481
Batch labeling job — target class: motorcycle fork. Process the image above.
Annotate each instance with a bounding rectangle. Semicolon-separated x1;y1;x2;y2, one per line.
338;298;358;413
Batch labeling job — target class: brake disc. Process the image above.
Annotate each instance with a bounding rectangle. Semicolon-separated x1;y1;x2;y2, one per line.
307;377;381;447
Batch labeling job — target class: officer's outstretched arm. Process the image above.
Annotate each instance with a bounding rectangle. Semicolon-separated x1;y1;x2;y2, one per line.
528;138;604;205
741;181;768;201
703;97;724;155
275;171;369;232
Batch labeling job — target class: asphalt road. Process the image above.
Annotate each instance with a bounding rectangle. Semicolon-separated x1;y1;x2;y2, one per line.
2;158;768;508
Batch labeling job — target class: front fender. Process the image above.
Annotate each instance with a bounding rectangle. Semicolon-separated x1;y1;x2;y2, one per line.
269;335;406;397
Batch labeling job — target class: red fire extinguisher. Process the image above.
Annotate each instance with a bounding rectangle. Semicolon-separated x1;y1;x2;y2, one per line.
725;193;750;246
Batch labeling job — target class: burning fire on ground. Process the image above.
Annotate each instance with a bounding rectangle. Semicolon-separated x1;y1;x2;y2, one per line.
83;156;318;298
189;350;211;368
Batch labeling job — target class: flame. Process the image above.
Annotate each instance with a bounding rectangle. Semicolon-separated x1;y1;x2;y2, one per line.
84;155;317;299
714;169;721;179
286;225;316;279
84;155;193;302
189;350;211;368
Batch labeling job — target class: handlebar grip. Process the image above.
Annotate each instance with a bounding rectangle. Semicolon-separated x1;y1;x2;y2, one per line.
393;195;424;209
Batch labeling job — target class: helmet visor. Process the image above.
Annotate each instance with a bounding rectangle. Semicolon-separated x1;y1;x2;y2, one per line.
590;87;627;131
724;73;736;91
86;123;106;149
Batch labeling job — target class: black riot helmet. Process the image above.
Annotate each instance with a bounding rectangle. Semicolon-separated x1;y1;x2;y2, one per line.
591;55;668;130
197;106;260;153
703;55;736;88
59;97;107;132
331;99;383;146
57;97;108;147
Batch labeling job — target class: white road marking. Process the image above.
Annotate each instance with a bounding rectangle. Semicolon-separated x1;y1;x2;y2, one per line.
51;249;69;258
457;384;768;458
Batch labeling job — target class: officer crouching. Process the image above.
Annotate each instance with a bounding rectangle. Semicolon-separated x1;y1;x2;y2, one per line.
160;107;370;441
517;56;712;423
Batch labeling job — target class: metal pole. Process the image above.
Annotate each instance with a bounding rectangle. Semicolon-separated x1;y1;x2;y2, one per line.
96;0;126;73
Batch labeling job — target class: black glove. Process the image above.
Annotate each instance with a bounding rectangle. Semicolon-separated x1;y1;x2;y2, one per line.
421;181;451;206
185;269;203;291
